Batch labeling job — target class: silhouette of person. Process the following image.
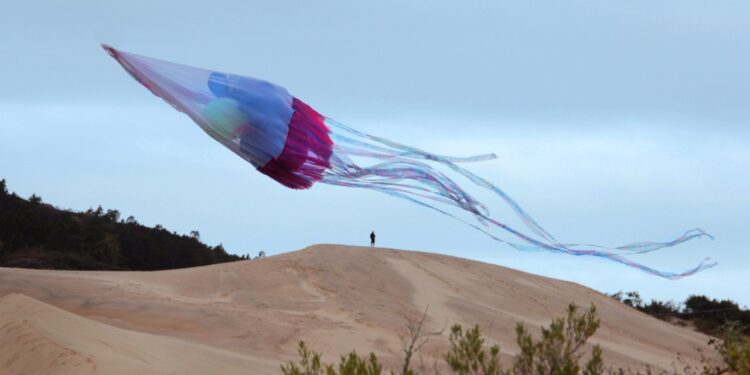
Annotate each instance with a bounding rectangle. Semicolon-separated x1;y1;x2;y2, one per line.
370;231;376;247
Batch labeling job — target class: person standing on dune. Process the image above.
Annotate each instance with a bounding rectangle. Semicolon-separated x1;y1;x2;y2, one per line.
370;231;376;247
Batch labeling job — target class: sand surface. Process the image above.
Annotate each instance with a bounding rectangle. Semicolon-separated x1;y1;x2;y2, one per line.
0;245;713;374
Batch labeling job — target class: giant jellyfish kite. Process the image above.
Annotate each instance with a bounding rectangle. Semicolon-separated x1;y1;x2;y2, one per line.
103;45;715;279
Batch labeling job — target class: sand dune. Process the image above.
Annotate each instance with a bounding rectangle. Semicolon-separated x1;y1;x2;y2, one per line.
0;293;273;374
0;245;713;374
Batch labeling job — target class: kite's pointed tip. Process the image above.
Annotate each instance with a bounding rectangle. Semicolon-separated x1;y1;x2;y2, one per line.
101;44;118;58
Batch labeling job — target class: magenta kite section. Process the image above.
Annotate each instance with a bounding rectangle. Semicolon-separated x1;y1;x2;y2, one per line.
257;98;333;189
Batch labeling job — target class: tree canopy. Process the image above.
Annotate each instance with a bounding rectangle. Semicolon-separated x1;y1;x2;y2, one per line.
0;179;241;270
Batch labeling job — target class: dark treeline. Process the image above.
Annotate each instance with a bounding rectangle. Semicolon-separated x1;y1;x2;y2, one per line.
0;178;242;270
610;291;750;337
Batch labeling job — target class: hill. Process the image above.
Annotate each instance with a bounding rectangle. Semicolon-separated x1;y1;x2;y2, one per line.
0;245;716;374
0;179;241;270
0;293;265;374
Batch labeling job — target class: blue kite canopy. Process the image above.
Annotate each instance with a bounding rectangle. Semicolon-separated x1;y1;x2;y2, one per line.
103;44;716;279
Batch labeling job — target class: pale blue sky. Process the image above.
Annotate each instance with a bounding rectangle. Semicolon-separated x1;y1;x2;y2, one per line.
1;1;748;305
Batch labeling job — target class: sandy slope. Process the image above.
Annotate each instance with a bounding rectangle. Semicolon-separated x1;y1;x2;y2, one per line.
0;245;713;374
0;294;272;374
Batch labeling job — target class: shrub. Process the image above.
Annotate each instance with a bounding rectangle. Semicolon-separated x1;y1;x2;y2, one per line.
333;352;383;375
709;322;750;375
281;303;604;375
281;342;325;375
281;342;383;375
445;324;505;375
513;304;602;375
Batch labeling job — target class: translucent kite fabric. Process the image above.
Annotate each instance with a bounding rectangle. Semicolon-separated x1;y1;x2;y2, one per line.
103;45;715;279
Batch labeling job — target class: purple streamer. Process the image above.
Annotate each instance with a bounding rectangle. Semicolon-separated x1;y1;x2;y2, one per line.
321;119;716;279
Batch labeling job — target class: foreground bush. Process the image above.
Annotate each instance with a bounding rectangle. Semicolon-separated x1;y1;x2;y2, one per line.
513;304;603;375
444;324;504;375
705;322;750;375
280;302;750;375
280;341;382;375
281;303;603;375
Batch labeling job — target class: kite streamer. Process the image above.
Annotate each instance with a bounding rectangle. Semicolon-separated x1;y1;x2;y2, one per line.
103;45;715;279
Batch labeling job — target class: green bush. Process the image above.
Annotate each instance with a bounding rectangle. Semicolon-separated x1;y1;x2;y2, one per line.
707;322;750;375
281;342;325;375
281;342;383;375
280;302;749;375
333;352;383;375
513;304;602;375
281;303;604;375
445;324;505;375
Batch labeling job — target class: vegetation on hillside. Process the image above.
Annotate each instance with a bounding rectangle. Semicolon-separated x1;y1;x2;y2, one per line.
0;178;243;270
609;291;750;337
280;303;750;375
281;303;604;375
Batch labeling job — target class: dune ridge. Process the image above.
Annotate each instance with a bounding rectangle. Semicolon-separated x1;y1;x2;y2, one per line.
0;244;714;374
